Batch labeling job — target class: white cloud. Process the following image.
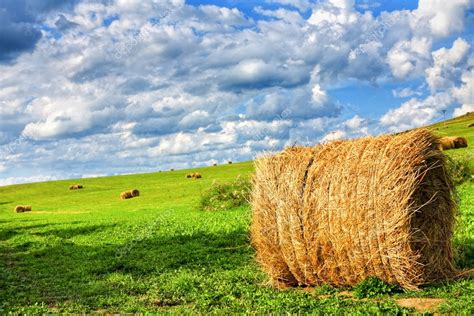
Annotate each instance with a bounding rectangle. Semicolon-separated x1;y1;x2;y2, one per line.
413;0;472;38
266;0;313;11
387;37;432;79
1;0;473;185
425;38;470;91
320;129;346;143
379;93;453;132
392;87;423;98
452;67;474;117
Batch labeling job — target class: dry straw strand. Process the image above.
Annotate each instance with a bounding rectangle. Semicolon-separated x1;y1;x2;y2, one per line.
251;129;458;290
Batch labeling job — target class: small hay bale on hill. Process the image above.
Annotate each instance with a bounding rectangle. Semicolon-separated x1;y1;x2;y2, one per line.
69;184;83;190
186;174;192;178
438;137;455;150
228;161;232;164
251;129;458;290
213;163;217;166
194;172;202;179
14;205;31;213
171;168;175;171
120;191;133;200
467;123;474;128
438;136;468;150
131;189;140;197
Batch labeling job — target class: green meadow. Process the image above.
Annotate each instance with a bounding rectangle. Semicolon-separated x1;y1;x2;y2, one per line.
1;115;473;314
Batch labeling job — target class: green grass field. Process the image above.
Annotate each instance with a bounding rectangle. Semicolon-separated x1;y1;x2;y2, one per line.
1;115;473;314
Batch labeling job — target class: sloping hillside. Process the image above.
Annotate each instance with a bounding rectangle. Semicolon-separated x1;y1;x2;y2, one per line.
427;112;474;168
0;117;472;314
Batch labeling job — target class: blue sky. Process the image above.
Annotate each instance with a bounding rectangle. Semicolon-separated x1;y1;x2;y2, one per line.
0;0;473;185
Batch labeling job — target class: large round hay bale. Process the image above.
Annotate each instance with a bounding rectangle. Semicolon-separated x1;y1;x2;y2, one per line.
194;172;202;179
131;189;140;197
251;129;457;290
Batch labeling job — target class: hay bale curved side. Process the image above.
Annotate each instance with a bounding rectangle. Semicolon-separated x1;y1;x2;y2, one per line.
251;129;457;290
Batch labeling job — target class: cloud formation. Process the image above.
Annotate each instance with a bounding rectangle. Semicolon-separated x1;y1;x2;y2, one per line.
0;0;473;185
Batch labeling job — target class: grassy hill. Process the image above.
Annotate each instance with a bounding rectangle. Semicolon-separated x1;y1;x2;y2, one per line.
427;111;474;169
0;116;473;314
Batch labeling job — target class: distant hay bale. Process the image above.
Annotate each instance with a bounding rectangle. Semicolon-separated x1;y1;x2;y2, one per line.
194;173;202;179
251;129;458;290
171;168;175;171
438;136;468;150
131;189;140;197
120;191;133;200
213;163;217;166
186;174;193;178
467;123;474;128
14;205;31;213
69;184;83;190
228;161;232;164
438;137;455;150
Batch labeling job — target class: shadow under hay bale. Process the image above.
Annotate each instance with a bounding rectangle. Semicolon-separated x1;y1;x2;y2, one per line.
14;205;32;213
251;129;458;290
467;123;474;128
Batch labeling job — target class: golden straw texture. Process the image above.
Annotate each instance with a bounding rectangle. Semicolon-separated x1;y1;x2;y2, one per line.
251;129;457;290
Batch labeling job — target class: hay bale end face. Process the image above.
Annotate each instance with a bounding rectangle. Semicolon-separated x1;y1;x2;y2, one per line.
251;129;457;290
194;172;202;179
131;189;140;197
